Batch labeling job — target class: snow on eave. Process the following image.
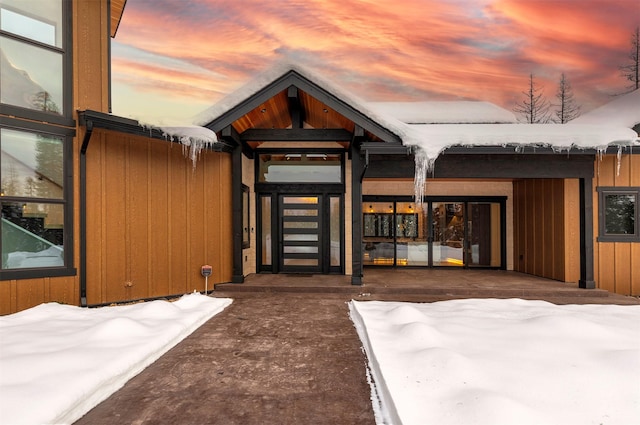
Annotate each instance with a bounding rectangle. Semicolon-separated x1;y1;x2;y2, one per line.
367;101;518;124
136;119;219;167
570;89;640;128
403;123;640;161
159;125;218;166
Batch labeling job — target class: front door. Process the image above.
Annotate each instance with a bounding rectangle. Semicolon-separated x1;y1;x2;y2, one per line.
279;195;322;273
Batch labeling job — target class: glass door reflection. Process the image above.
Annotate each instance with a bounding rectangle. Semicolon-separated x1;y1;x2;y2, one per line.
363;202;395;265
431;202;465;266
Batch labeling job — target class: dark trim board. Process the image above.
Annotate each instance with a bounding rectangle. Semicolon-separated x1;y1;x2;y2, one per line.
241;128;352;141
364;153;595;179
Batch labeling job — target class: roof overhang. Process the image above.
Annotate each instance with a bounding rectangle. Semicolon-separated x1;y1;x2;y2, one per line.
78;110;235;153
110;0;127;37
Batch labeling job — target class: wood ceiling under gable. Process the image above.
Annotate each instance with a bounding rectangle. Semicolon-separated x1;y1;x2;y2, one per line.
229;87;375;150
110;0;127;37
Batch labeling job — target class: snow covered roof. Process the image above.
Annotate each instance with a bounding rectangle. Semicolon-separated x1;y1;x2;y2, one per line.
193;62;639;164
570;89;640;129
367;101;518;124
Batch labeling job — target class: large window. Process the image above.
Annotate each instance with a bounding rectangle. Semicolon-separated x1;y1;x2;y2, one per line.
1;127;70;273
0;0;69;122
0;0;73;279
597;187;639;242
1;127;72;275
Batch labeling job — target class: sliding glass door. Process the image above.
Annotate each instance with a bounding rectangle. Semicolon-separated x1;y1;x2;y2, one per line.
363;197;505;268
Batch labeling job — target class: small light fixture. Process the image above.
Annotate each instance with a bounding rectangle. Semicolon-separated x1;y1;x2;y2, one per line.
322;108;329;113
260;108;267;113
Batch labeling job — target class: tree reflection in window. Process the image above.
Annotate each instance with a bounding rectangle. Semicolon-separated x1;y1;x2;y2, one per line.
597;187;639;242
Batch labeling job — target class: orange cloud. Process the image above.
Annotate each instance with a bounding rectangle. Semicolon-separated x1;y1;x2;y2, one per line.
111;0;639;119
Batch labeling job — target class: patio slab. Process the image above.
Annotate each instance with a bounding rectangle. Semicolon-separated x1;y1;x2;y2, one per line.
216;269;639;304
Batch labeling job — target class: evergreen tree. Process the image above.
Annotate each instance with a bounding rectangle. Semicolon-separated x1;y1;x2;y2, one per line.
554;73;581;123
619;26;639;92
514;74;551;123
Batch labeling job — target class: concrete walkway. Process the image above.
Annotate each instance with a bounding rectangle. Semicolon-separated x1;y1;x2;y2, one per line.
74;293;375;425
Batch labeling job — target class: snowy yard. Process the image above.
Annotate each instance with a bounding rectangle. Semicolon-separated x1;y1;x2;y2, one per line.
350;299;640;425
1;296;639;425
0;294;232;425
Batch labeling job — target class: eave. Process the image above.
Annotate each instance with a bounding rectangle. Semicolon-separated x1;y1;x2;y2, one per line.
110;0;127;37
78;110;235;153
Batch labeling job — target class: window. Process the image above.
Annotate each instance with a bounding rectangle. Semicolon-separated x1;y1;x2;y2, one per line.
0;0;73;279
0;0;70;122
597;187;639;242
257;153;342;183
1;126;73;276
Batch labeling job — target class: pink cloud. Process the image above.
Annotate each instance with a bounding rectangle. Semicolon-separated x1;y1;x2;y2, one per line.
112;0;639;116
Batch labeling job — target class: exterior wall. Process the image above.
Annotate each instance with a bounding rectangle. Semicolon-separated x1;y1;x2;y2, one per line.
84;130;233;305
1;0;111;315
242;154;256;275
513;179;580;282
593;154;640;295
362;179;514;270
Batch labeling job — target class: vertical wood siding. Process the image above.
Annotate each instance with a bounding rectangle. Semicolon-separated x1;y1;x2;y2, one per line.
593;154;640;296
513;178;579;282
85;130;233;305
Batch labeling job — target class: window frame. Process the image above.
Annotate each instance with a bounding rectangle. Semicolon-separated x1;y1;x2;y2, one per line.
0;116;76;280
597;186;640;242
242;184;250;249
0;0;74;127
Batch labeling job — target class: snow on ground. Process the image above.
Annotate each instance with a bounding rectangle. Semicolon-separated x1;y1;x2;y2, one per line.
350;298;640;425
0;294;232;425
2;295;639;425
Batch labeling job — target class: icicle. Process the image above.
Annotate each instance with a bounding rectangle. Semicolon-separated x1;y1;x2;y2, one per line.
413;148;434;208
616;145;623;177
596;147;606;177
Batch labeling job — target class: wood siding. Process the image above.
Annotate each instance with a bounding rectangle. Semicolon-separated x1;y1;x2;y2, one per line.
513;179;580;282
84;130;233;305
593;154;640;296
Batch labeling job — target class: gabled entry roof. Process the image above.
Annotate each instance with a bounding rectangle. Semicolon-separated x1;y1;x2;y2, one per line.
194;63;403;148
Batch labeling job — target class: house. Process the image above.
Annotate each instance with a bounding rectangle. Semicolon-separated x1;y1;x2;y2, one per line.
1;1;638;315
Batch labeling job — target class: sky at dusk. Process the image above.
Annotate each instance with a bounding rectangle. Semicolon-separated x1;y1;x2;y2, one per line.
110;0;639;123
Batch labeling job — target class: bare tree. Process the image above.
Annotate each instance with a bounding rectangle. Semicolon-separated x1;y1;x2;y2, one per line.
619;26;639;92
514;74;551;123
554;73;581;123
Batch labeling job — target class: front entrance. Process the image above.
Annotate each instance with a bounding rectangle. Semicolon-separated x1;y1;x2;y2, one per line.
363;197;506;268
258;191;344;274
255;150;345;275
